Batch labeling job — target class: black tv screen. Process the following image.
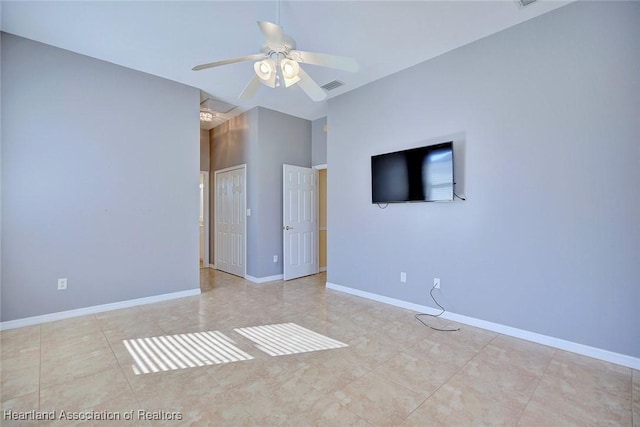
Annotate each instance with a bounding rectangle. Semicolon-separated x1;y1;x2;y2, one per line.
371;142;454;203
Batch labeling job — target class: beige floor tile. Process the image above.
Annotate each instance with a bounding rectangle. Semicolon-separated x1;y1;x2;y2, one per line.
290;349;368;393
0;404;43;427
348;335;403;371
241;374;329;425
401;381;526;427
449;351;540;403
0;271;634;427
41;315;101;348
517;398;599;426
126;364;220;402
334;371;426;426
276;394;372;427
1;326;40;361
46;392;145;427
40;368;132;413
518;353;633;426
186;367;324;424
372;351;460;396
40;347;120;388
41;333;111;361
1;348;40;373
141;394;258;427
206;356;289;388
376;317;435;349
100;322;168;344
402;325;493;369
1;390;40;427
1;365;40;400
1;325;40;344
1;390;39;411
481;334;555;376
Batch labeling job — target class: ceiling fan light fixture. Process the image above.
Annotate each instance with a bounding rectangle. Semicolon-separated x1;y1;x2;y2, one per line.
192;21;358;102
280;59;301;87
254;60;277;88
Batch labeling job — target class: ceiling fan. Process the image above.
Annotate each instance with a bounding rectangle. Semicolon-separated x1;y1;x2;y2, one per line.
192;21;358;102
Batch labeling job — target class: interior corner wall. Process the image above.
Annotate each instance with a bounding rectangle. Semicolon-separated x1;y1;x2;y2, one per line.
210;107;311;279
1;33;201;321
327;1;640;358
312;117;327;166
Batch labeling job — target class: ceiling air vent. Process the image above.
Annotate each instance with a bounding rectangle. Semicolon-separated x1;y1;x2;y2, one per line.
518;0;537;6
321;80;345;91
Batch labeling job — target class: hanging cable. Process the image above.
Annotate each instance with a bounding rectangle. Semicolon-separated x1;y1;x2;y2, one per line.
415;285;460;332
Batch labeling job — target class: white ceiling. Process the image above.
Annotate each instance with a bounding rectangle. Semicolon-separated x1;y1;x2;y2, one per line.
1;1;571;125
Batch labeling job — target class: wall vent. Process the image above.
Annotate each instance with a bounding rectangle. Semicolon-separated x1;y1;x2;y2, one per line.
321;80;345;91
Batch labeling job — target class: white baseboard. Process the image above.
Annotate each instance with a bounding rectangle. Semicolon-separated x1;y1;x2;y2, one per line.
319;267;327;272
207;264;216;269
326;282;640;370
0;288;201;331
245;274;284;284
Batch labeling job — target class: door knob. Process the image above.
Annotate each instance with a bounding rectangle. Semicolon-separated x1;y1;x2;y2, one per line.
284;225;294;230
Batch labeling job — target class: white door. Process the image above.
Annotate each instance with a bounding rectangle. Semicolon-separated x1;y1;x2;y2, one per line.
283;164;319;281
214;165;246;277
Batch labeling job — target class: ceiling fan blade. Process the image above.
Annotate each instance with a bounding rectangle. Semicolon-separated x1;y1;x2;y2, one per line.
296;67;327;102
257;21;284;46
192;53;267;71
238;75;262;101
290;50;359;73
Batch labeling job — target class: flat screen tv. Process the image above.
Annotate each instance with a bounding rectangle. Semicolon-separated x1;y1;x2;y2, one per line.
371;142;454;203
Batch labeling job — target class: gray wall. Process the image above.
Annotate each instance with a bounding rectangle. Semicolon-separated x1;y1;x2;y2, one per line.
255;107;311;277
327;2;640;358
1;33;201;321
210;107;311;278
200;129;210;171
312;117;327;166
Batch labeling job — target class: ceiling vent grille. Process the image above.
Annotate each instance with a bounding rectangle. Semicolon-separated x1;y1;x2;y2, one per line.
321;80;345;91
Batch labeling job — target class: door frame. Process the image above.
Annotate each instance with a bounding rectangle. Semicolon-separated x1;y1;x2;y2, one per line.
213;164;247;278
313;164;327;272
200;171;211;268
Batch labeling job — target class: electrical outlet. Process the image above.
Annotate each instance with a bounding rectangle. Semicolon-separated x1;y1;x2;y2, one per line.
273;255;278;263
57;278;67;290
434;277;440;289
400;272;407;283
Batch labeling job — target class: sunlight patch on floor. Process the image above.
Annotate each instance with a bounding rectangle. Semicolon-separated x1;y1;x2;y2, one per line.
234;323;348;356
123;331;253;375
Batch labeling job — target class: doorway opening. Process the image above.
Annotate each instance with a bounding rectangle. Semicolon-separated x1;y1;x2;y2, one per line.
199;171;210;268
315;164;327;273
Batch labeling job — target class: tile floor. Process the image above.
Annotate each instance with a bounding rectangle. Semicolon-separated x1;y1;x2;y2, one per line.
1;270;638;426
